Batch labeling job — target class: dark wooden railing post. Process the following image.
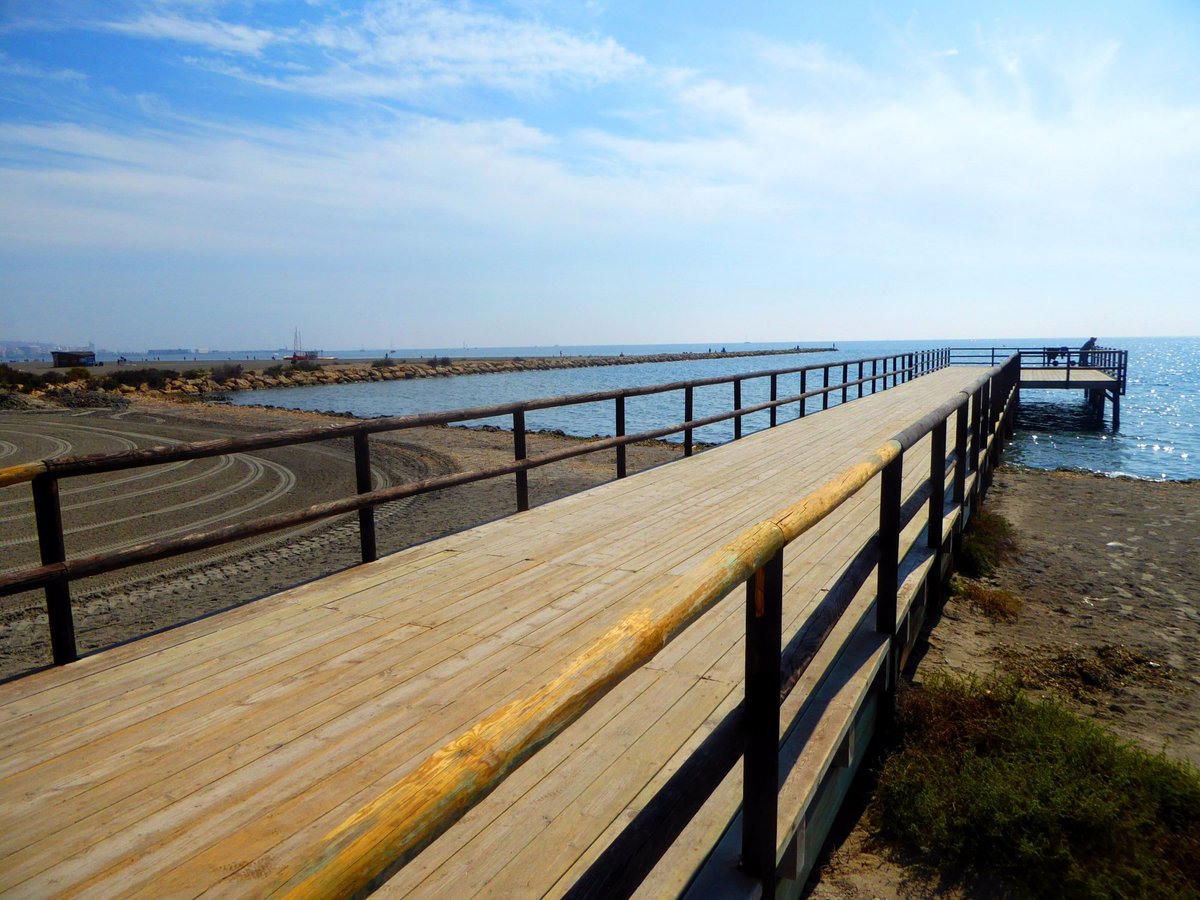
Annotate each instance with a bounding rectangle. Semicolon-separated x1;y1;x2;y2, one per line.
876;455;902;638
513;410;529;512
969;389;981;473
980;380;992;482
841;363;849;404
733;379;743;440
769;374;777;428
928;421;947;553
928;420;947;609
871;359;877;394
684;386;694;457
615;396;627;478
858;361;864;398
822;366;829;410
799;370;807;418
353;432;377;563
742;548;783;894
953;402;968;505
32;473;76;665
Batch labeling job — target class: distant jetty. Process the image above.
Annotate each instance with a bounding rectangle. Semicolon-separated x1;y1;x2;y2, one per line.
10;346;838;399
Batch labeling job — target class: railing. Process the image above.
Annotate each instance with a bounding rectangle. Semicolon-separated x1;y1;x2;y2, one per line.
271;353;1021;898
0;349;950;667
949;345;1128;394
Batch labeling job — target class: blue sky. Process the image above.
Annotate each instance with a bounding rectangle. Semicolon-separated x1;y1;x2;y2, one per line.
2;1;1198;350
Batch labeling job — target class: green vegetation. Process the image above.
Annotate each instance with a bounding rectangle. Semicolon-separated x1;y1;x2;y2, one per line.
960;505;1017;577
875;675;1200;898
0;364;38;390
950;576;1022;621
209;363;244;382
372;357;399;368
426;355;451;368
0;365;94;392
264;364;285;376
290;359;322;372
98;368;179;391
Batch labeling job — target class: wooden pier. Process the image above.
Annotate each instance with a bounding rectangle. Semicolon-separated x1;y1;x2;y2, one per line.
0;351;1021;898
953;343;1128;429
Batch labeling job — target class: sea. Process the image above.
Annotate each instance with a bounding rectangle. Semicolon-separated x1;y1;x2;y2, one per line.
225;337;1200;483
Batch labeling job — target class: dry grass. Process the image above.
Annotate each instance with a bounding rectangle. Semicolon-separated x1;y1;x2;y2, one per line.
950;576;1023;621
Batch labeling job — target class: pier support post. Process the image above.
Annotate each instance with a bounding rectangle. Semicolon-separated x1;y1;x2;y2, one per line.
1111;390;1121;431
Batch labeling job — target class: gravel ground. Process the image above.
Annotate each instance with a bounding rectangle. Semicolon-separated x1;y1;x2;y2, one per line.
0;398;681;680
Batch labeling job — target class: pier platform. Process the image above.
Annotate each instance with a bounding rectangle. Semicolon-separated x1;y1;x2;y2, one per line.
0;362;1003;898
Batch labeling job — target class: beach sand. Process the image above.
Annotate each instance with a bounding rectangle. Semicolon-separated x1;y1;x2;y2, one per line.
809;467;1200;898
0;398;680;679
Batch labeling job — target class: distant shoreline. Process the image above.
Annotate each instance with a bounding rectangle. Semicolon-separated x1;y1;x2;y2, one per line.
7;345;838;398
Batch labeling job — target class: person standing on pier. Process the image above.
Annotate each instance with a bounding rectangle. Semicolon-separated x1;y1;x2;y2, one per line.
1080;336;1097;366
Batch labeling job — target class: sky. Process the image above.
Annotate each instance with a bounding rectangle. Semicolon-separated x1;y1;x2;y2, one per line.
1;1;1199;351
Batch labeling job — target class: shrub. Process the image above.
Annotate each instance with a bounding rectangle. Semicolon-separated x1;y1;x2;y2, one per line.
0;364;42;391
182;369;206;379
372;357;399;368
960;506;1017;577
290;359;322;372
100;368;179;391
210;363;244;382
875;674;1200;897
64;366;93;383
264;364;284;376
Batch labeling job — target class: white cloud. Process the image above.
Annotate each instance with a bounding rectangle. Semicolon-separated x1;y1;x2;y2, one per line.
0;52;87;82
3;10;1198;344
105;12;280;55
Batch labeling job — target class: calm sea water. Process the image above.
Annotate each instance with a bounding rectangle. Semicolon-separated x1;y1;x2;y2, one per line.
226;337;1200;482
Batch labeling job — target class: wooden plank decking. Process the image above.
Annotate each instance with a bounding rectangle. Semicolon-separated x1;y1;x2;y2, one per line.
1018;367;1117;389
0;365;990;898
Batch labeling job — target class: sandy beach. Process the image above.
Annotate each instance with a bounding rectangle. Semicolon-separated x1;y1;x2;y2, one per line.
0;397;681;679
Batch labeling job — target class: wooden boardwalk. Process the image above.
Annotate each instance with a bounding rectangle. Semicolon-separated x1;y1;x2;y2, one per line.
0;365;992;898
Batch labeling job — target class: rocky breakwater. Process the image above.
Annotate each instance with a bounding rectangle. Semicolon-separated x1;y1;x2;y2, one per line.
169;346;837;396
5;346;837;402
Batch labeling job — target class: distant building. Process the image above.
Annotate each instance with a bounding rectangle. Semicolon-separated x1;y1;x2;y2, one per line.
51;350;97;367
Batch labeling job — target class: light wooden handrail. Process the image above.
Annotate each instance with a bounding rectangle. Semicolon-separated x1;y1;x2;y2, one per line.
0;460;47;489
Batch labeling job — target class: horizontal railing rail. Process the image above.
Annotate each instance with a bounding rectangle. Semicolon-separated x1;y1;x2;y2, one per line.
270;354;1021;898
1;350;951;666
